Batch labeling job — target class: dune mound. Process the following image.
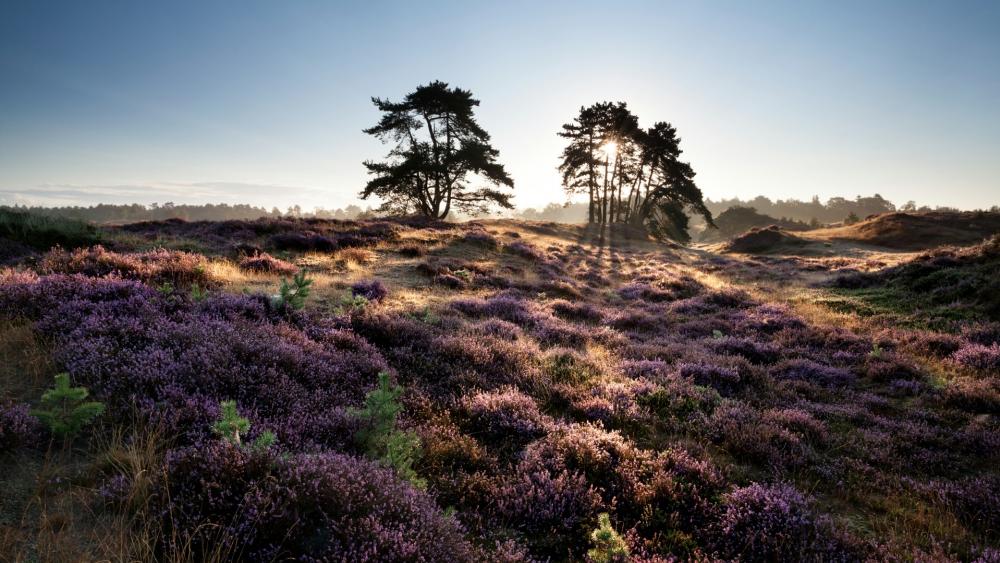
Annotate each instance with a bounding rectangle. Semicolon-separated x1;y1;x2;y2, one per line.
724;225;809;253
815;211;1000;250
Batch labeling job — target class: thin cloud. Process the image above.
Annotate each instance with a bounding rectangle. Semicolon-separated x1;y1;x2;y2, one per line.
0;181;340;208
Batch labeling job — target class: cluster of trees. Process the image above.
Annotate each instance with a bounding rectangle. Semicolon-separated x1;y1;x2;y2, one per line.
557;102;713;240
359;84;713;240
0;203;373;224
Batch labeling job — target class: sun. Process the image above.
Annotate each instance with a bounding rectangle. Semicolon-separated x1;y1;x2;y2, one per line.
601;141;618;160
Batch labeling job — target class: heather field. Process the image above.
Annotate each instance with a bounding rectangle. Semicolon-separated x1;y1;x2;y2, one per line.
1;216;999;561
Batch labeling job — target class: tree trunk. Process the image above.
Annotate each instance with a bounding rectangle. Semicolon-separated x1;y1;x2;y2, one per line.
601;155;610;224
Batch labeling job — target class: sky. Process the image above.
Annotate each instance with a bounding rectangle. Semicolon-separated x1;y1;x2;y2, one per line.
1;0;998;212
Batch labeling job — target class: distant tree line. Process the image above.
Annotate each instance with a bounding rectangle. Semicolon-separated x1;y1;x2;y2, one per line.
0;202;373;224
698;194;972;226
558;102;713;241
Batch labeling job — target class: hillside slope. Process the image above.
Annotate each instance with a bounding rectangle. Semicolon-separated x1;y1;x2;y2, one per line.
804;211;1000;250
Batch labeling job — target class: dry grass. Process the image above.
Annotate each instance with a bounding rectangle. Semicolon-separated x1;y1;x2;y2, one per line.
335;247;377;267
0;320;55;400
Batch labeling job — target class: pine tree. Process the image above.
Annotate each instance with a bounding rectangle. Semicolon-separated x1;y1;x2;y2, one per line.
587;513;630;562
350;372;425;488
211;400;275;450
273;269;313;310
31;373;105;439
361;81;514;219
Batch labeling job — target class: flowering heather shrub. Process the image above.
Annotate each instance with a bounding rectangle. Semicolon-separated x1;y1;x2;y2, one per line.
639;376;721;426
160;443;473;561
610;310;661;334
701;287;754;309
716;483;843;561
952;342;1000;373
351;278;389;303
0;275;386;450
459;387;551;447
678;363;741;395
770;358;854;387
0;401;42;453
621;359;670;379
434;272;467;289
737;304;806;334
462;230;500;249
40;245;213;288
450;293;586;347
709;401;810;470
496;466;601;555
862;354;923;382
521;423;645;507
962;322;1000;346
237;252;298;275
538;277;583;299
488;539;539;563
451;293;536;325
550;299;603;323
402;333;542;394
417;422;492;475
709;335;781;365
269;231;337;252
349;309;437;349
620;276;702;303
544;348;603;384
505;241;545;260
635;448;725;527
619;282;671;302
569;381;647;425
926;475;1000;535
896;330;964;358
470;319;523;341
763;408;828;444
941;377;1000;412
397;243;427;257
532;315;589;348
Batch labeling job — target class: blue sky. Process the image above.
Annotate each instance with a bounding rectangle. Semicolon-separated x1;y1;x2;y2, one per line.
1;0;998;211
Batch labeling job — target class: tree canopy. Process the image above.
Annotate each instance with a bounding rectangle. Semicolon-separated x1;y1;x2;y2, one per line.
361;81;514;219
558;102;714;241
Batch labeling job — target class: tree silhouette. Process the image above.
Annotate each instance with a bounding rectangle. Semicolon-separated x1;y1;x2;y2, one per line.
558;102;713;241
361;81;514;219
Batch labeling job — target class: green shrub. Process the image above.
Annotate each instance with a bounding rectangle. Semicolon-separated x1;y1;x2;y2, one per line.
31;373;105;439
0;208;100;250
350;372;425;488
190;282;208;302
587;512;629;563
211;400;275;450
272;269;313;310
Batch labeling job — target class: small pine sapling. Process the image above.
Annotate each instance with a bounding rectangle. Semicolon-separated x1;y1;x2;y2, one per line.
350;372;425;488
190;282;207;302
587;513;630;563
869;344;884;360
31;373;105;440
335;294;369;315
273;269;313;310
212;400;250;445
211;400;275;451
